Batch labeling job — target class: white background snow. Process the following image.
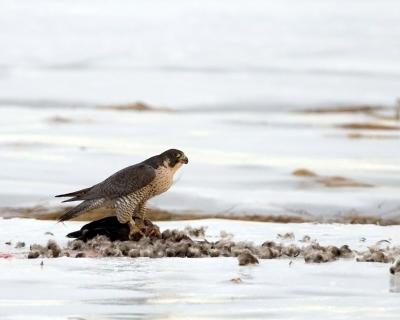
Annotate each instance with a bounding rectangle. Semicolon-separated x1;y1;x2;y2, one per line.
0;1;400;318
1;218;400;320
0;0;400;219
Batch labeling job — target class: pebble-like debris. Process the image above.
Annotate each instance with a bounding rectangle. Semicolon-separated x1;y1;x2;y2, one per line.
15;241;25;248
22;229;400;270
238;250;259;266
390;258;400;275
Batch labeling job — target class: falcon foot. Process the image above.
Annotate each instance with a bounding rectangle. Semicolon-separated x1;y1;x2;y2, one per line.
132;218;161;240
128;221;145;241
145;223;161;238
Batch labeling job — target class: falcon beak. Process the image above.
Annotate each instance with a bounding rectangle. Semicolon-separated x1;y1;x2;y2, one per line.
181;155;189;164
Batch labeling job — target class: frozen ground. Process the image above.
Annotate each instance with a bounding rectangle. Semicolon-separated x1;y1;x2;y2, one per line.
1;218;400;320
0;105;399;220
1;1;399;318
1;0;400;107
0;0;400;220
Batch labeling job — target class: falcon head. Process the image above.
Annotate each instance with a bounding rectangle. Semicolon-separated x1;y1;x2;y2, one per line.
162;149;189;168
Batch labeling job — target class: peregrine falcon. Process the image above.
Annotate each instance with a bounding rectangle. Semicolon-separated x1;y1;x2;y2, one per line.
56;149;188;238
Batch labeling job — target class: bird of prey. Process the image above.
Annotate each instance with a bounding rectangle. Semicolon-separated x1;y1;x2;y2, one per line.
56;149;188;238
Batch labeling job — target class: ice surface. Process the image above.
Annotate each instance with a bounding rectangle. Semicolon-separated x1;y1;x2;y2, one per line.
0;0;400;219
1;0;400;107
1;218;400;319
0;106;399;219
1;2;400;317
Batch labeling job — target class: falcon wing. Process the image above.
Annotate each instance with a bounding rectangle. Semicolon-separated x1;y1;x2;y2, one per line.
90;163;156;200
56;163;156;202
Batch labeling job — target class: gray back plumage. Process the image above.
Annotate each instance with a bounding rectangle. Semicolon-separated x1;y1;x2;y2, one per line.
89;163;156;200
57;163;156;222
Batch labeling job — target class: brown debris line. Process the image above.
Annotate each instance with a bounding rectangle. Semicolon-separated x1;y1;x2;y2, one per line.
338;122;400;131
329;213;400;226
0;206;114;221
300;104;400;131
24;230;400;270
47;116;73;124
0;206;310;224
292;169;317;177
3;205;400;225
347;133;400;140
317;176;372;188
292;168;373;188
301;105;385;114
101;101;174;112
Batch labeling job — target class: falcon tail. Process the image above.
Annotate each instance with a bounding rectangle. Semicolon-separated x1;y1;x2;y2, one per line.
58;199;103;222
55;187;92;203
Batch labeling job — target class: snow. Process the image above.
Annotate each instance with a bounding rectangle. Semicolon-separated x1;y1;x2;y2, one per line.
0;106;399;219
0;218;400;319
1;0;400;107
0;0;400;219
1;1;400;317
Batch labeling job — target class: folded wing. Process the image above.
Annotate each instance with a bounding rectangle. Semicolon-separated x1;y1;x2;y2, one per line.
56;163;156;222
